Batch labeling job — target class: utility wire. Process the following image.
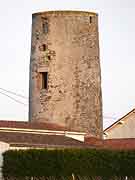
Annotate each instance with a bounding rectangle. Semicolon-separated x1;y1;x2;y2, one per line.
0;91;28;106
0;88;117;120
0;87;28;99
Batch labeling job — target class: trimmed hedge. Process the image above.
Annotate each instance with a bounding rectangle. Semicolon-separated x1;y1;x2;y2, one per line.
2;149;135;178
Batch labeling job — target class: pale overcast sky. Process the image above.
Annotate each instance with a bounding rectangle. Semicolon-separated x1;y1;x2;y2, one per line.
0;0;135;128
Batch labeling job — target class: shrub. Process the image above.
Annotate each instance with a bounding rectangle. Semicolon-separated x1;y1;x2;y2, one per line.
2;149;135;179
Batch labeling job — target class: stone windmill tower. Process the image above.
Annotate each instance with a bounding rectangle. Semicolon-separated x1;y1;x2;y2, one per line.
29;10;103;138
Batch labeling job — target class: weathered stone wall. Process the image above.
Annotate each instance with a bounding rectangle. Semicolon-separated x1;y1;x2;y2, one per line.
29;11;103;138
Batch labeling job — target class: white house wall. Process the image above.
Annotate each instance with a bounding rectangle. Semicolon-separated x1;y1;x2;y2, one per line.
104;112;135;139
0;142;9;179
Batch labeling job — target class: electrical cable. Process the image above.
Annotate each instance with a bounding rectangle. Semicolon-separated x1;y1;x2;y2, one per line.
0;91;28;106
0;87;28;99
0;88;117;120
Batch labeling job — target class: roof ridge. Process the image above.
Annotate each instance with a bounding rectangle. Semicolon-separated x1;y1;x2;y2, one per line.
104;108;135;132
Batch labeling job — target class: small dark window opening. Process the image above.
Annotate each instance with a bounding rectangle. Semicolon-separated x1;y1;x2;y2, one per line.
90;16;92;23
41;72;48;89
42;44;47;51
48;55;51;60
43;17;48;21
43;21;48;34
39;44;47;51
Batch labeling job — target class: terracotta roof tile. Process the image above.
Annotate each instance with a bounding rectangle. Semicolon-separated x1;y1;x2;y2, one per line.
0;131;89;148
0;120;67;131
103;138;135;150
84;136;135;150
0;120;81;132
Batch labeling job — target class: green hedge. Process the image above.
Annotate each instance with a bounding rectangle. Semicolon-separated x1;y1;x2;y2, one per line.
2;149;135;178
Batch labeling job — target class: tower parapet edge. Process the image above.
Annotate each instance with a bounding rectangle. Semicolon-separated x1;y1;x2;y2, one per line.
29;10;103;138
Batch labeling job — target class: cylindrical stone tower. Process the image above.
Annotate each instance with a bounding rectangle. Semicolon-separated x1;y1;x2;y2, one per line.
29;10;102;138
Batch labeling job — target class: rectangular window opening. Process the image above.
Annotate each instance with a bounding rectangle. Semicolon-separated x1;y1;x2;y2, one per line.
48;55;51;60
43;22;48;34
90;16;92;24
41;72;48;89
42;44;47;51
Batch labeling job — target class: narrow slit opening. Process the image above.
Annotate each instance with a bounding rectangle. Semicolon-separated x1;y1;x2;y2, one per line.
41;72;48;89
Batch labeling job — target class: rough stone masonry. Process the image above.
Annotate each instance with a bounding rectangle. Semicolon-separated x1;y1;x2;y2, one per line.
29;11;103;138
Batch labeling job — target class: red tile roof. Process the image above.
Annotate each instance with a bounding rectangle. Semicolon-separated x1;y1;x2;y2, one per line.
0;120;68;131
84;136;135;150
0;120;82;132
0;131;89;148
103;138;135;150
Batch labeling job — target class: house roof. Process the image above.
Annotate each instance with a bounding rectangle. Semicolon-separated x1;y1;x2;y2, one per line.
104;108;135;133
0;120;72;132
103;138;135;150
0;120;88;148
85;136;135;150
0;130;89;148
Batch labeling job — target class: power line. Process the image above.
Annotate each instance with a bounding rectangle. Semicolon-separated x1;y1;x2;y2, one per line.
0;88;117;120
0;91;28;106
0;87;28;99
